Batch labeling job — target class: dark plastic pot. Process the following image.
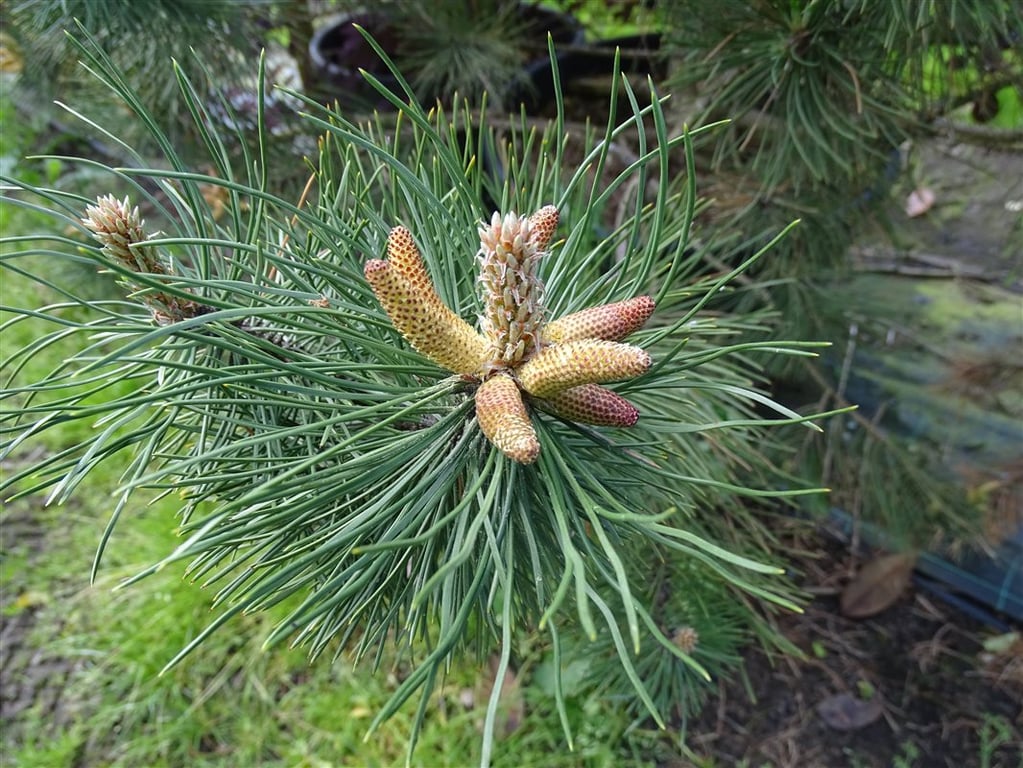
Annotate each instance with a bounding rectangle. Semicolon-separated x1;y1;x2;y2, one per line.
309;4;585;110
512;32;664;113
308;12;400;106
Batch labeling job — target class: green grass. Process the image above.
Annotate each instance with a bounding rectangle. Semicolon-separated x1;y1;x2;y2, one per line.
537;0;657;39
1;268;667;767
0;92;673;768
919;44;1023;128
3;485;666;767
0;284;663;767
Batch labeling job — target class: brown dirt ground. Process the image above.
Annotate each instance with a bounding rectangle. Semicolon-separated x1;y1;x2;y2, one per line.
684;530;1023;768
679;124;1023;768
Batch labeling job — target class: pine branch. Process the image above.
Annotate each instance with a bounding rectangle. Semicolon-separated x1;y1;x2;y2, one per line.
0;29;833;764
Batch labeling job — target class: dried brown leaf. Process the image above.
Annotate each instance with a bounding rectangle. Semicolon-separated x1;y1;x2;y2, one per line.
840;551;918;618
817;692;884;731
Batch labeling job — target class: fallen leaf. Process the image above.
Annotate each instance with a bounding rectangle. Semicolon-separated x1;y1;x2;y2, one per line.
0;34;23;75
982;631;1020;655
13;590;50;611
532;655;591;698
840;551;918;618
905;187;936;217
817;691;884;731
475;654;525;737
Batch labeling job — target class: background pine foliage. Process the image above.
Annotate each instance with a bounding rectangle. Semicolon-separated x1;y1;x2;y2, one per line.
0;25;834;762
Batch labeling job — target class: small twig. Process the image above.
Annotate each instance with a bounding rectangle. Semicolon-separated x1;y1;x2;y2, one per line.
820;323;857;489
840;60;863;115
715;677;728;736
702;31;738;65
270;170;317;283
849;245;1005;282
929;117;1023;149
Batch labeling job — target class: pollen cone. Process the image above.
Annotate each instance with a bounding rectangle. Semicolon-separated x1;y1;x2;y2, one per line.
543;296;655;344
387;226;439;298
538;383;640;427
517;339;651;398
527;205;559;250
475;373;540;464
364;259;488;375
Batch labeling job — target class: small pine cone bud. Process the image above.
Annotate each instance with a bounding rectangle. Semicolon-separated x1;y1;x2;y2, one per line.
365;259;489;375
83;194;203;323
517;340;651;398
475;374;540;464
527;204;559;250
672;626;699;654
82;194;160;274
477;211;547;367
543;296;655;344
537;383;639;427
151;298;205;325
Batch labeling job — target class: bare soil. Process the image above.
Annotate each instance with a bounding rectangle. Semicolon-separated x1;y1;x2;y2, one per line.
685;128;1023;768
686;531;1023;768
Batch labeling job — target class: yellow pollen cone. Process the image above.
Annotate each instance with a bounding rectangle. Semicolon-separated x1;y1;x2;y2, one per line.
475;374;540;464
387;226;439;298
517;339;651;398
364;259;489;375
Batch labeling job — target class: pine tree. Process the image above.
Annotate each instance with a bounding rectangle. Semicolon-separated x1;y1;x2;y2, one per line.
0;24;836;763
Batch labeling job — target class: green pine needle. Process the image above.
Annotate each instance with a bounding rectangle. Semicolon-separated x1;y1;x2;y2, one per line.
1;28;832;763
